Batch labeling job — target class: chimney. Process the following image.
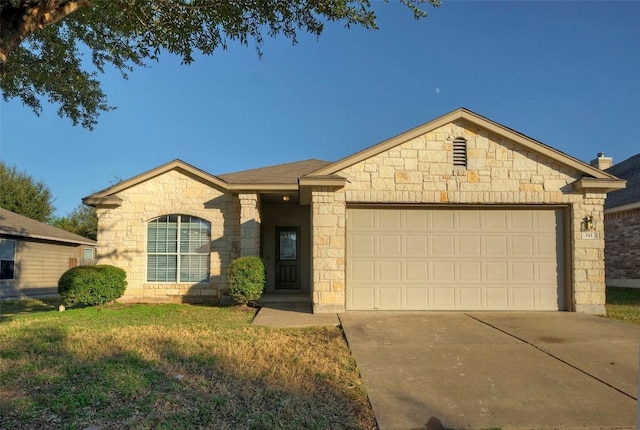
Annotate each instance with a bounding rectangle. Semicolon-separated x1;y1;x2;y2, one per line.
590;152;613;170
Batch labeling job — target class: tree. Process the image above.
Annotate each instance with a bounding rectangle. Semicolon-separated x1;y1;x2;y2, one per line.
0;0;439;129
0;161;55;222
53;203;97;240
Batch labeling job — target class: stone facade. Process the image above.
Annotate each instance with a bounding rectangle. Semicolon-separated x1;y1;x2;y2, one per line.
96;170;239;302
333;120;608;314
605;208;640;287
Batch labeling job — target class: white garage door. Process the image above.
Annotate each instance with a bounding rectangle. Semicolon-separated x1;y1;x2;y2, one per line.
346;207;564;311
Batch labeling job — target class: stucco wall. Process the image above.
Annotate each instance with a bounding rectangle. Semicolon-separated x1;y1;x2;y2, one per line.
605;208;640;287
96;170;240;302
311;119;608;313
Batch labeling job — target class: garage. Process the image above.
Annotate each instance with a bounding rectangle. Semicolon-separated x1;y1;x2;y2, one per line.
346;207;565;311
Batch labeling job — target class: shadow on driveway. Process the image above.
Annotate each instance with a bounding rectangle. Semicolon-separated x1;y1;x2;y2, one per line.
339;312;639;430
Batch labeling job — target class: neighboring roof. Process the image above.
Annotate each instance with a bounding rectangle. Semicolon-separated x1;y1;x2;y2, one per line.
0;208;96;246
306;107;622;183
218;159;331;184
604;153;640;210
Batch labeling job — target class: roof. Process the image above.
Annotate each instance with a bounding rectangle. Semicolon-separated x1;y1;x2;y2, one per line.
218;159;332;184
307;107;622;182
0;208;96;246
84;108;625;206
605;153;640;210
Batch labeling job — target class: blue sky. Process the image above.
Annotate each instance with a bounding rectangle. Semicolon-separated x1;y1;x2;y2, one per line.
1;1;639;218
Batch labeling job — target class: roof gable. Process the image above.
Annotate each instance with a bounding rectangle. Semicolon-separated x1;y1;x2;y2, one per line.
84;159;228;205
306;107;619;181
0;208;96;245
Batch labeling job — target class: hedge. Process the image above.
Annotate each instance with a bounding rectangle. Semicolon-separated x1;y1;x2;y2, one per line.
58;265;127;306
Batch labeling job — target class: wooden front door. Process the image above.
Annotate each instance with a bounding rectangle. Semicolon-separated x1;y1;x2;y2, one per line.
275;227;300;289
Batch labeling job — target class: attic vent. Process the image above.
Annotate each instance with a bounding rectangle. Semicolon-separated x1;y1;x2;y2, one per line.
453;138;467;167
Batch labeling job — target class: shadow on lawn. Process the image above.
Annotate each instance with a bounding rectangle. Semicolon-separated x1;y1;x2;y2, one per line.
0;320;374;429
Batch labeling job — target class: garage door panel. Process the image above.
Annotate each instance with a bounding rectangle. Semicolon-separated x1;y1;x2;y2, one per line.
405;286;428;308
458;261;482;281
432;261;455;281
348;286;375;310
459;287;482;308
406;261;428;281
458;235;482;255
350;234;375;256
377;287;403;309
432;235;454;255
432;288;455;308
378;235;402;255
379;261;402;281
485;235;508;256
346;207;564;311
485;287;509;308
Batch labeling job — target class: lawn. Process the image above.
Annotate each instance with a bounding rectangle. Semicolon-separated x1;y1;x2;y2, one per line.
606;287;640;326
0;300;376;430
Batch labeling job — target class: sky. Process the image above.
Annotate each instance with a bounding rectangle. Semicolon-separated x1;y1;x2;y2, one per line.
1;1;639;218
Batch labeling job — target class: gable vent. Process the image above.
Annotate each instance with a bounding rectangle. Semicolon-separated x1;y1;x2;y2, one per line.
453;137;467;167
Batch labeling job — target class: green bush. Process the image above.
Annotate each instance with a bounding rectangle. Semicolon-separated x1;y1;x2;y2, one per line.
226;256;265;305
58;265;127;306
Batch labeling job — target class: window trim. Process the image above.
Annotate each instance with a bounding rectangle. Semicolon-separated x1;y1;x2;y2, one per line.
0;239;16;281
146;215;211;283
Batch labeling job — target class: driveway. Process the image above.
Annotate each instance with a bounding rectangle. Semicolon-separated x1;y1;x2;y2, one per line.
339;312;639;430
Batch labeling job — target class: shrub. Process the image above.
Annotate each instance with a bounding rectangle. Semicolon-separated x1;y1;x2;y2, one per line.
226;256;265;305
58;265;127;306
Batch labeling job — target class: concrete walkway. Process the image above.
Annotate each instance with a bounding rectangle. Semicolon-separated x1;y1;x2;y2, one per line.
252;302;340;327
340;312;640;430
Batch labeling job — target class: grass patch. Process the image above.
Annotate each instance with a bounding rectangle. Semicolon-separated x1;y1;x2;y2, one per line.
0;301;375;429
606;287;640;326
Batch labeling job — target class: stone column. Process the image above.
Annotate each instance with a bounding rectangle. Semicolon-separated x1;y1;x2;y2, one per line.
572;192;607;315
310;187;346;313
239;193;261;257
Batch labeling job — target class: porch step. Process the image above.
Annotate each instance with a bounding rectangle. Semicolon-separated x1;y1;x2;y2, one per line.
258;293;311;304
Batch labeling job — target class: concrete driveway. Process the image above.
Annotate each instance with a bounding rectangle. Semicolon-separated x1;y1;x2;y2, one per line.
339;312;639;430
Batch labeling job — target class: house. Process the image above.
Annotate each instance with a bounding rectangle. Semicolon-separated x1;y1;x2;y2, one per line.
0;208;97;300
83;108;625;314
595;153;640;288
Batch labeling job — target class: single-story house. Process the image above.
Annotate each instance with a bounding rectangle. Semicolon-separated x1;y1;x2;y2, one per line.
0;208;97;300
597;153;640;288
84;108;625;314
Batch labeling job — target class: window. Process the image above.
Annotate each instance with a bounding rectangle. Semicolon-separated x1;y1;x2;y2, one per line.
147;215;211;282
453;137;467;167
0;239;16;280
84;248;95;259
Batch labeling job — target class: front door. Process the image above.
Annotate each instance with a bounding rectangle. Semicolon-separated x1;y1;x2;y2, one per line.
276;227;300;289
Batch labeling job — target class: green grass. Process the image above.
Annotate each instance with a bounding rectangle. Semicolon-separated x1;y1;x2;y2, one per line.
606;287;640;326
0;300;375;430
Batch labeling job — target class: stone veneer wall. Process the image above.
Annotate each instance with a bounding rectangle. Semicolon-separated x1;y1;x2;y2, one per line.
311;119;607;314
239;193;261;256
96;170;240;302
604;208;640;287
310;187;346;313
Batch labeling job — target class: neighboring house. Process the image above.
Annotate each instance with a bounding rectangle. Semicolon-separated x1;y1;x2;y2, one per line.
0;208;97;300
599;153;640;288
83;108;625;314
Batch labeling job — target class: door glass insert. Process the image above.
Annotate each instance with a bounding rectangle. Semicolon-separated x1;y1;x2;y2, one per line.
279;231;297;260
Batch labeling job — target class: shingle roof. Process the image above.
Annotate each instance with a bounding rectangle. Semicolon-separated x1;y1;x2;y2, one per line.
218;159;332;184
0;208;96;246
605;154;640;209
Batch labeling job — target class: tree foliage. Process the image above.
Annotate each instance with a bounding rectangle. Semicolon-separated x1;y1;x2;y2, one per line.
0;0;439;129
53;203;97;240
0;161;55;222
